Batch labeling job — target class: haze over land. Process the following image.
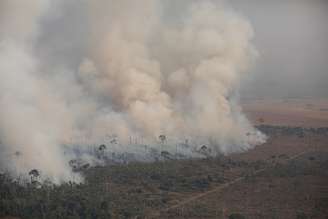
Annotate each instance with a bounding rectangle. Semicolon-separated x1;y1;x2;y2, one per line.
1;0;327;184
0;0;266;183
1;1;328;219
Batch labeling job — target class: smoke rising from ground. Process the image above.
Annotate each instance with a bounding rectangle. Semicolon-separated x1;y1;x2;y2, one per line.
0;0;265;183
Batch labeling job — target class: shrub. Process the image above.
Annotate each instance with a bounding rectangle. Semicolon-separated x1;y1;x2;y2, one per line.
229;213;246;219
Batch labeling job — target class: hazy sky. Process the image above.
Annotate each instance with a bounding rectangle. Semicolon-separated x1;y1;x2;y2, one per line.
228;0;328;99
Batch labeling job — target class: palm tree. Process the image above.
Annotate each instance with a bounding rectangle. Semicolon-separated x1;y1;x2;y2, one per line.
159;135;166;144
97;144;107;159
28;169;40;183
158;135;166;160
99;144;106;151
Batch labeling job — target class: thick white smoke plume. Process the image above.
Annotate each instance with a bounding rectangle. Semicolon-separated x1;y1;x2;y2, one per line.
0;0;265;183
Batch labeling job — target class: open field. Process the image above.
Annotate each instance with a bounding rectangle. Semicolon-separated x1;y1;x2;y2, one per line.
242;98;328;127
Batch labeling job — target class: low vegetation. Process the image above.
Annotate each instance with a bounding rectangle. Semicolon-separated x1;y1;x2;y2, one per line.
1;126;327;218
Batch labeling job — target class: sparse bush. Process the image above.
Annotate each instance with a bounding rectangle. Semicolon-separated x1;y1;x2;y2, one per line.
229;213;246;219
296;212;308;219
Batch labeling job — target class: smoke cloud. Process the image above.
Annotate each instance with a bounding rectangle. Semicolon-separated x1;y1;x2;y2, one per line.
0;0;265;183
